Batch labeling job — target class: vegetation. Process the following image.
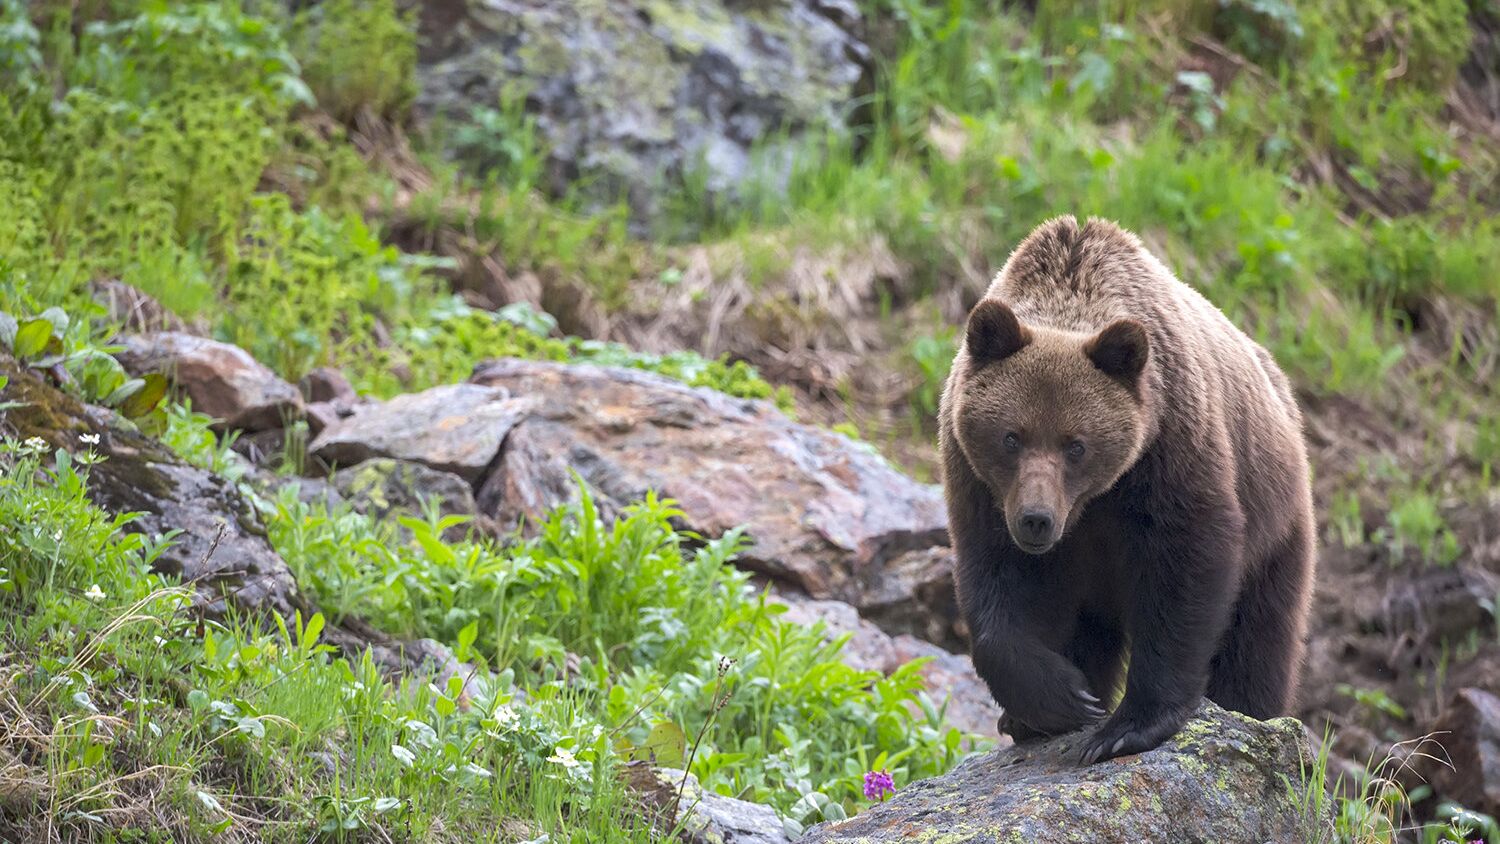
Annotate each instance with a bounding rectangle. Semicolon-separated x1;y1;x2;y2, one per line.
1;0;1497;839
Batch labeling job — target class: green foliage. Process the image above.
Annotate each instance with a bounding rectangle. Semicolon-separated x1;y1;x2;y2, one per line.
266;483;975;825
0;437;665;840
290;0;417;121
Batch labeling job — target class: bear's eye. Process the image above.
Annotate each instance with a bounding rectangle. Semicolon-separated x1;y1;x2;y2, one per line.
1003;432;1020;452
1066;440;1087;462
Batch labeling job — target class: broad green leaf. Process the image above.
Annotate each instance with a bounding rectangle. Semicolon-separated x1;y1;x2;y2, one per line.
635;720;686;766
118;373;168;418
13;318;52;358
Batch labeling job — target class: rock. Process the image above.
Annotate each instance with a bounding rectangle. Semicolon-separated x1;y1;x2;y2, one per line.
470;359;947;602
303;401;341;437
414;0;869;225
114;332;303;433
1;354;303;619
802;701;1321;844
299;367;358;406
308;384;534;483
331;458;478;524
1414;688;1500;816
624;764;792;844
854;546;964;652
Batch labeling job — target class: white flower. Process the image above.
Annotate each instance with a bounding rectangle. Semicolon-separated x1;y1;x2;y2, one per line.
83;584;105;602
78;433;100;445
23;437;48;452
391;744;416;767
546;747;579;769
52;529;62;542
494;706;518;726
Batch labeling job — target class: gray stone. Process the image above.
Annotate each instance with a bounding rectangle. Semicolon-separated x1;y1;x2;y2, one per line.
802;701;1322;844
626;765;792;844
308;383;534;482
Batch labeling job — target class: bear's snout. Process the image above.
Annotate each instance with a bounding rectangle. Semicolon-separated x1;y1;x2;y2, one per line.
1014;507;1057;553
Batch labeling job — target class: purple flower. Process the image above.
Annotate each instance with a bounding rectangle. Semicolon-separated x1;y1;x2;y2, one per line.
863;770;895;801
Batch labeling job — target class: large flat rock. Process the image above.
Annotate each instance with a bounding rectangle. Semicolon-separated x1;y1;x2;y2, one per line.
469;358;948;602
802;701;1321;844
309;384;534;482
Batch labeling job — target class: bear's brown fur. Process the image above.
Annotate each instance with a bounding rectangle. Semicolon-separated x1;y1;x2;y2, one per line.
939;215;1315;763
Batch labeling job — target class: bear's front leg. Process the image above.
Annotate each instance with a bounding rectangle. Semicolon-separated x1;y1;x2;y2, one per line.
1079;502;1242;764
958;547;1106;738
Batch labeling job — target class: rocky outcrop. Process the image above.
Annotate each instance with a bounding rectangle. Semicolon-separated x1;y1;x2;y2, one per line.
468;359;948;602
114;332;303;433
413;0;869;224
802;701;1322;844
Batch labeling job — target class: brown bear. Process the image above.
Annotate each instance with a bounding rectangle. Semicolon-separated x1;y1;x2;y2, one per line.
939;215;1315;764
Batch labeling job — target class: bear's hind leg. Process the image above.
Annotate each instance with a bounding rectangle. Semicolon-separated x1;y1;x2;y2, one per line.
1206;517;1314;719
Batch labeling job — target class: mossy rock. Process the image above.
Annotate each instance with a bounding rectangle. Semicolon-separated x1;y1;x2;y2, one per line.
802;700;1325;844
412;0;869;225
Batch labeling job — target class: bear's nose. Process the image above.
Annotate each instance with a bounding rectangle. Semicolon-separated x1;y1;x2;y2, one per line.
1018;508;1054;544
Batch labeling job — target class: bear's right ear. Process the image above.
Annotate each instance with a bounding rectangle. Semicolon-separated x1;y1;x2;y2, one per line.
966;300;1031;363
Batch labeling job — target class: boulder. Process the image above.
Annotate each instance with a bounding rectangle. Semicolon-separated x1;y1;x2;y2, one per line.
299;367;358;406
414;0;869;225
308;384;534;483
469;358;948;602
114;332;303;433
802;701;1321;844
1;354;302;619
1414;688;1500;816
854;546;965;652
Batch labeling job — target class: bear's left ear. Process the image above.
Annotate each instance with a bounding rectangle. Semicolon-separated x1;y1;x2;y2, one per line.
966;300;1032;363
1085;319;1149;384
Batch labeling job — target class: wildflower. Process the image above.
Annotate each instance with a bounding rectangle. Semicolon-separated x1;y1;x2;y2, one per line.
83;584;106;602
546;747;579;769
493;706;518;726
23;437;48;452
863;770;895;801
78;432;100;445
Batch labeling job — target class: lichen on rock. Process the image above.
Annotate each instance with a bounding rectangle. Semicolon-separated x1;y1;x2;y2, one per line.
801;700;1325;844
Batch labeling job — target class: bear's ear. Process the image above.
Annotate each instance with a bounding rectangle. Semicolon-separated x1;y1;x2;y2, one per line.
1085;319;1149;383
966;300;1031;364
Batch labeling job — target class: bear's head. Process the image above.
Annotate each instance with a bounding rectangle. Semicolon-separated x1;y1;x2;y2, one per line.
950;299;1151;554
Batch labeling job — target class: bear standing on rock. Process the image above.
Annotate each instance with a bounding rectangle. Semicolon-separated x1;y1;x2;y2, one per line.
939;216;1315;764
